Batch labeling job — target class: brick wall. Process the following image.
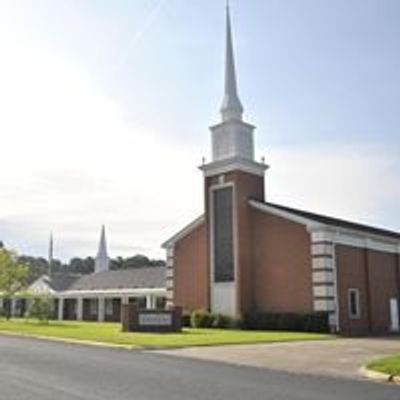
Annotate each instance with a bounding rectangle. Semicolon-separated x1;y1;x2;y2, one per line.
250;208;314;313
336;244;400;335
173;222;209;311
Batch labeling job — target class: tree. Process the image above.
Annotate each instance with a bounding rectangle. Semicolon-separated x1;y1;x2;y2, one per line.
123;254;150;269
18;255;49;282
0;249;29;319
69;257;94;274
27;295;54;323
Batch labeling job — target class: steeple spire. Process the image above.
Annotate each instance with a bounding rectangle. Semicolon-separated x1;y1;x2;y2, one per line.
220;2;243;122
95;225;109;273
203;2;268;168
48;232;53;276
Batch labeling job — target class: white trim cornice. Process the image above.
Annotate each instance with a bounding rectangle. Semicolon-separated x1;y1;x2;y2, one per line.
200;156;268;178
250;200;400;254
249;200;325;230
58;287;166;299
161;215;205;249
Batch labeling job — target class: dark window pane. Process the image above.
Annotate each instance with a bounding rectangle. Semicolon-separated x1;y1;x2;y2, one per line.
349;289;360;318
138;297;147;309
156;297;166;309
213;187;234;282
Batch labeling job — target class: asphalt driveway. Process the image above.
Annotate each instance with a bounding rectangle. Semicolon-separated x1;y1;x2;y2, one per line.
1;335;399;400
156;337;400;379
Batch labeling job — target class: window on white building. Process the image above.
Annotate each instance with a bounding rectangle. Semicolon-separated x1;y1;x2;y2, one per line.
348;288;361;319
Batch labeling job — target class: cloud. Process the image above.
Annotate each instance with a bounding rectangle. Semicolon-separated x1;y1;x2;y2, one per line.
0;44;398;262
0;44;204;260
265;142;400;231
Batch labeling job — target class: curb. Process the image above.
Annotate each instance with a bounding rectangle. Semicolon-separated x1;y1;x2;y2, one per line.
360;366;400;385
0;331;137;350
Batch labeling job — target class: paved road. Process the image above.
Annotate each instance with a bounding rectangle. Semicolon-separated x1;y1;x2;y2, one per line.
158;338;400;379
0;336;399;400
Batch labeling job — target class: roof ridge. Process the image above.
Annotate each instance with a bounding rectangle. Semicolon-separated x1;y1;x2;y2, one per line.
250;199;400;239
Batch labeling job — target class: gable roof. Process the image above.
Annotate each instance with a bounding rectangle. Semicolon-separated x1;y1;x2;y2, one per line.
162;215;205;249
250;200;400;240
67;267;166;292
30;273;81;294
46;273;82;291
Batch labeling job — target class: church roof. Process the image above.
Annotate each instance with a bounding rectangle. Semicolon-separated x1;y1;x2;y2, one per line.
251;200;400;240
67;267;166;292
42;273;81;292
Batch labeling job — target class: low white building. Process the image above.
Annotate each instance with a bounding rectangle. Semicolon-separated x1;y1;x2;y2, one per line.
1;227;167;321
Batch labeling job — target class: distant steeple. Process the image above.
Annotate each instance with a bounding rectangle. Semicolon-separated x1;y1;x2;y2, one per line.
220;2;243;122
95;225;109;273
48;232;53;276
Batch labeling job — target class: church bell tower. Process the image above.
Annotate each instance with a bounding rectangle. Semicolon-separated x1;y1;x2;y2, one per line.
200;4;268;317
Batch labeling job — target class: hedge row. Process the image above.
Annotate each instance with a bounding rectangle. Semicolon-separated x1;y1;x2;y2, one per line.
242;311;330;333
182;310;240;329
182;310;330;333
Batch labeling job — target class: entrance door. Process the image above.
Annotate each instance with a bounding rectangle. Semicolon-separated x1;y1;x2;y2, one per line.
390;298;399;332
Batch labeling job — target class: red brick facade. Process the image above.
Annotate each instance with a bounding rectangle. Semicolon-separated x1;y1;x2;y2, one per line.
336;245;400;335
250;208;313;313
173;222;208;311
173;169;315;316
204;170;265;315
163;3;400;336
168;167;400;336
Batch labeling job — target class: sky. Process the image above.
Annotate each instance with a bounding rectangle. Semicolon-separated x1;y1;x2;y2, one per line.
0;0;399;261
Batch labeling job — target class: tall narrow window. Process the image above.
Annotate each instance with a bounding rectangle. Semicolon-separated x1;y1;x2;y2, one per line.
213;187;234;282
348;288;361;319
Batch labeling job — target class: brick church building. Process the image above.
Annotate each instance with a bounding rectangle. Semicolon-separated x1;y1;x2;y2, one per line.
162;6;400;336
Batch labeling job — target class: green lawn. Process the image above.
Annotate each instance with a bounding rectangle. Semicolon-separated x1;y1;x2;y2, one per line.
0;318;332;349
368;355;400;377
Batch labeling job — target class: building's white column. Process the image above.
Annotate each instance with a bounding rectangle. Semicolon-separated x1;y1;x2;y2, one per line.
26;298;32;315
11;298;17;317
98;298;105;322
166;247;174;309
77;298;83;321
146;295;153;310
121;296;129;306
310;229;337;332
58;298;64;321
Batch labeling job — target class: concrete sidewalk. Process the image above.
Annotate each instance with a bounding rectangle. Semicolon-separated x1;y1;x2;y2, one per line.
155;338;400;380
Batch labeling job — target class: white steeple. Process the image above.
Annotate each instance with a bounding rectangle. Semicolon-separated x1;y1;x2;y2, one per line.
200;3;268;177
95;225;109;273
221;2;243;122
48;232;53;276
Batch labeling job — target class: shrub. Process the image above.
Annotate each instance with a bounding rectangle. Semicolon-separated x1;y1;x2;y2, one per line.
181;311;191;327
27;295;54;323
303;312;330;333
212;313;231;329
242;311;330;333
212;313;242;329
0;307;5;318
190;310;215;328
277;313;304;331
189;311;241;329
